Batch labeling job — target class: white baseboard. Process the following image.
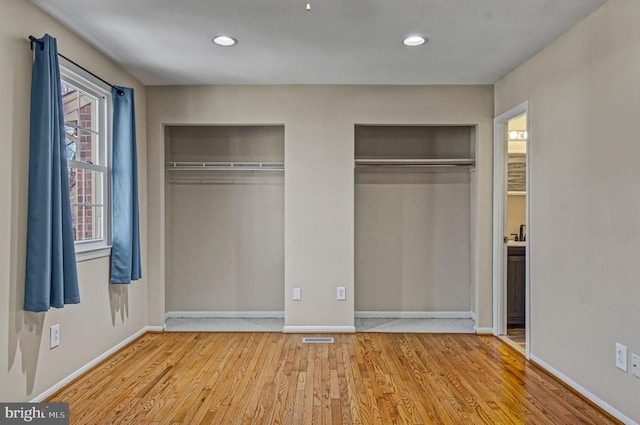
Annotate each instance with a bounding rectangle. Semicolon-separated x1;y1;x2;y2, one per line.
531;355;638;425
283;326;356;334
147;325;166;332
31;326;156;403
355;311;473;319
165;311;285;320
475;327;494;335
470;311;477;322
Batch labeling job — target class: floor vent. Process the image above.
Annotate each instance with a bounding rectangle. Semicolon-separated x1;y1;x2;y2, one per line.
302;337;335;344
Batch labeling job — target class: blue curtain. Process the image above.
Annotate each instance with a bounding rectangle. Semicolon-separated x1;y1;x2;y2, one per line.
110;86;141;284
24;34;80;312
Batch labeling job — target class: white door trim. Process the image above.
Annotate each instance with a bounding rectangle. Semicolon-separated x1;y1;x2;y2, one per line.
493;101;530;359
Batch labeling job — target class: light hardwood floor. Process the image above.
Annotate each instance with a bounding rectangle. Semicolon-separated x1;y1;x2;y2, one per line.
47;332;621;424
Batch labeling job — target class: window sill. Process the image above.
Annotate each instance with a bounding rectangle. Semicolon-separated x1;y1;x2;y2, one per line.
76;246;112;262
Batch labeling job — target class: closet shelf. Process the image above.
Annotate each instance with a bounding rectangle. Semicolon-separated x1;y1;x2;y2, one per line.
355;158;475;167
166;161;284;171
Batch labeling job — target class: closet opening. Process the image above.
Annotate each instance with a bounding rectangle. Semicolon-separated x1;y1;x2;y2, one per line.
354;125;476;333
164;125;285;331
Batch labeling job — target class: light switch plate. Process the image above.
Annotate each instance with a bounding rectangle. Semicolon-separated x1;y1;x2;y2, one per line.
293;287;301;301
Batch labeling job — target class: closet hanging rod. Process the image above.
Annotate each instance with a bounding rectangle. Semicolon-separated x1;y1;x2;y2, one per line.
166;161;284;171
355;164;470;169
355;158;475;167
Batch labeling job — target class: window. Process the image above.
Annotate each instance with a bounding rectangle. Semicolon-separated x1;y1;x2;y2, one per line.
60;59;111;260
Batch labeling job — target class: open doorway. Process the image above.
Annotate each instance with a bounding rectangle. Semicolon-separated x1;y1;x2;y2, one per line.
505;114;527;350
493;102;530;357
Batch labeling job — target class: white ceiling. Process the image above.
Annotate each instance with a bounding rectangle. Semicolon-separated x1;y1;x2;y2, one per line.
32;0;607;86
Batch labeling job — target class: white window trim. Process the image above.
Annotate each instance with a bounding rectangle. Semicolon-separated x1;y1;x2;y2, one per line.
76;246;112;262
59;58;112;260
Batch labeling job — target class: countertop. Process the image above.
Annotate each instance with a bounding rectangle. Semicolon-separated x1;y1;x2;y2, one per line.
507;241;526;247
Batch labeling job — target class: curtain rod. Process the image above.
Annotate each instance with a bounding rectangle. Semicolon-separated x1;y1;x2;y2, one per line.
29;35;124;96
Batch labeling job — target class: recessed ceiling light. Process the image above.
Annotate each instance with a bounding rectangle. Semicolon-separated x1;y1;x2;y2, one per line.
212;36;238;47
403;36;427;47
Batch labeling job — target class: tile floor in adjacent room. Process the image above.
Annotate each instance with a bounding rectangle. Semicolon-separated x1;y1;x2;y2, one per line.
356;318;476;333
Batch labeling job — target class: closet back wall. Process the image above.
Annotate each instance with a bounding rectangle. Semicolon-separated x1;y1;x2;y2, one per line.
356;171;471;311
355;126;473;313
165;126;284;313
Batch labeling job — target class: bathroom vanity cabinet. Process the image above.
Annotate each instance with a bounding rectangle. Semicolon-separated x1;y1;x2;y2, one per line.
507;246;526;327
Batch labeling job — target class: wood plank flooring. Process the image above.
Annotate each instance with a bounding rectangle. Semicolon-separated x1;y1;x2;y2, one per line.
47;332;621;425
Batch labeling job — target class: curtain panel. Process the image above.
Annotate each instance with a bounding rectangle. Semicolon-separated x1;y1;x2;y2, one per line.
110;86;142;284
24;34;80;312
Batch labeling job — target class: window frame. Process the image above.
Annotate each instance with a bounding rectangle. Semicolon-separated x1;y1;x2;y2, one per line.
59;58;112;261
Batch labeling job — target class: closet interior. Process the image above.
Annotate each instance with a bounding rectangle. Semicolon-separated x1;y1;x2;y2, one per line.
164;125;285;315
354;125;476;317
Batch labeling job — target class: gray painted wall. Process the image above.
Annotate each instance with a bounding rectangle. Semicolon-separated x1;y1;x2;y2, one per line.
0;0;148;402
495;0;640;421
146;85;494;330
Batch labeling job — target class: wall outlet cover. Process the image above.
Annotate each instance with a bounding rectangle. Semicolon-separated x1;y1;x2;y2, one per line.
615;343;627;372
631;354;640;378
293;287;301;301
337;286;346;301
50;324;60;349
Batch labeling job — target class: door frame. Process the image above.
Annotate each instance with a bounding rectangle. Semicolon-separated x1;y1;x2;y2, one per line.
493;101;530;358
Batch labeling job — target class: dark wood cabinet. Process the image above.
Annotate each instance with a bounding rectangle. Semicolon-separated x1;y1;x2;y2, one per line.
507;246;526;327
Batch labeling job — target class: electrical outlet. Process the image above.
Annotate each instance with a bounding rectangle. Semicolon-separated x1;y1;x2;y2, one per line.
293;287;301;301
631;354;640;378
615;343;627;371
50;324;60;349
337;286;346;301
